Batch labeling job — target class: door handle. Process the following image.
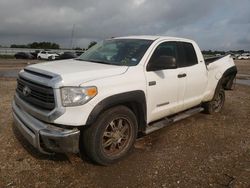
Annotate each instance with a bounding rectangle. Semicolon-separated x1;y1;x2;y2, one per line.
178;73;187;78
149;81;156;86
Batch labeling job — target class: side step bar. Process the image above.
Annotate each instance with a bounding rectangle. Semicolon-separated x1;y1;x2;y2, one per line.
145;107;204;134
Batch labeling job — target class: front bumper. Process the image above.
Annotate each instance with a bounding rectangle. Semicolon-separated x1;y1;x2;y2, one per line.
12;101;80;154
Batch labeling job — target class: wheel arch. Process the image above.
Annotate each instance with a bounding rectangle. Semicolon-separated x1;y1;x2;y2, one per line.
220;65;237;90
213;66;237;99
86;90;147;135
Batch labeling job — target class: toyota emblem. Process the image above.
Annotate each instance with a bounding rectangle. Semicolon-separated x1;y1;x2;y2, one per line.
23;86;31;97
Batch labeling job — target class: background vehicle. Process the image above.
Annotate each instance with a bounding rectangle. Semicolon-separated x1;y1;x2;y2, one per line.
238;53;250;60
54;52;78;60
12;36;237;165
230;53;240;60
75;51;84;56
37;50;59;60
30;50;41;59
14;52;35;59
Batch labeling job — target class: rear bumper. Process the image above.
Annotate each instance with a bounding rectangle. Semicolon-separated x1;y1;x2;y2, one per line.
12;101;80;154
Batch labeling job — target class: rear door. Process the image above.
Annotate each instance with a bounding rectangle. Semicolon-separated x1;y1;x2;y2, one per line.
177;42;207;110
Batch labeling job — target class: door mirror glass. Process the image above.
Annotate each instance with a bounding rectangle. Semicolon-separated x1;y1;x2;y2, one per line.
147;56;177;71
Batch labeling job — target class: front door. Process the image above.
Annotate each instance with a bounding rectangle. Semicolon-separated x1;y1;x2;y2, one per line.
145;41;186;123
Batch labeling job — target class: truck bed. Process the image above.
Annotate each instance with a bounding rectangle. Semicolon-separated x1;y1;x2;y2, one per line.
204;55;227;65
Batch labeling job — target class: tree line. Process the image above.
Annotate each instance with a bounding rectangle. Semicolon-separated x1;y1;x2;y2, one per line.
8;41;98;50
5;41;249;54
10;42;60;49
202;50;249;55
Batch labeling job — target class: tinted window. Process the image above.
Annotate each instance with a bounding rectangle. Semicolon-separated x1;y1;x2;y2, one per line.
178;42;198;67
148;42;177;68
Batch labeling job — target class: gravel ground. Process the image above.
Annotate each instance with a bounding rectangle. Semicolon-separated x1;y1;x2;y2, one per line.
234;60;250;75
0;59;249;187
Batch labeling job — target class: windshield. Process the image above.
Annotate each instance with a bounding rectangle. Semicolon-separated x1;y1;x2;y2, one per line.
77;39;153;66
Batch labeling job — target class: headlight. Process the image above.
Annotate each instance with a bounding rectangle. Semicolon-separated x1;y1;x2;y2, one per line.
61;86;97;107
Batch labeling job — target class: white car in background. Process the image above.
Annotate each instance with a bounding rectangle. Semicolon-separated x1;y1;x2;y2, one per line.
37;51;59;60
238;53;250;60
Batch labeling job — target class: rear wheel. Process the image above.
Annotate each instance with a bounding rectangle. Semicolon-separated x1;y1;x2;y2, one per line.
80;106;138;165
203;89;225;114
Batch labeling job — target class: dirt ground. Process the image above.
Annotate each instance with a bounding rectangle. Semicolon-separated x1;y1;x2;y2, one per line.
234;60;250;75
0;59;249;187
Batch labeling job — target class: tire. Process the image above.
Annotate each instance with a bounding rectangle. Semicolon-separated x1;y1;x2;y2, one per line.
38;56;41;60
80;106;138;165
203;89;225;114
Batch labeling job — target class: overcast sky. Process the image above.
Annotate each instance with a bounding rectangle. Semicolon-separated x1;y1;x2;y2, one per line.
0;0;249;50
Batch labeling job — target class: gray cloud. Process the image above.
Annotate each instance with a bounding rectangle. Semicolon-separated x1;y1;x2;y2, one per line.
0;0;249;50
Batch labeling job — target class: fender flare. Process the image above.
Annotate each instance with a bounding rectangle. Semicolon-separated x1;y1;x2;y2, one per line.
213;65;237;99
86;90;147;132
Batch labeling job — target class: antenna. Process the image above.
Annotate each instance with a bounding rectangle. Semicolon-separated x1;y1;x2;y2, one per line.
70;24;75;49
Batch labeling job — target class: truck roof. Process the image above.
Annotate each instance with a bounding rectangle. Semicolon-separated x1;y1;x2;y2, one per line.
115;35;194;43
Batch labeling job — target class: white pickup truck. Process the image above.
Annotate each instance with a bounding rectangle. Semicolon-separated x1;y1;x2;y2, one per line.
12;36;237;165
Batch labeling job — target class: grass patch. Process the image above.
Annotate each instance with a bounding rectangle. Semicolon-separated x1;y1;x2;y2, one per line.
0;55;15;59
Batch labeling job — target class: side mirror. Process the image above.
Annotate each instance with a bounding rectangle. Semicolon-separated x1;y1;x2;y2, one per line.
147;56;177;71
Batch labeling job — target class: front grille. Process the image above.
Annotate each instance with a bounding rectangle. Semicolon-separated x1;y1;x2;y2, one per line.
16;77;55;110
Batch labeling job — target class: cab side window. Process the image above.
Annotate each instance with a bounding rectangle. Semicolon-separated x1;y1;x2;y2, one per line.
147;42;178;70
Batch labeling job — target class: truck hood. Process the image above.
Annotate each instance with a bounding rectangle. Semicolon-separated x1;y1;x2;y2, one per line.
28;59;128;86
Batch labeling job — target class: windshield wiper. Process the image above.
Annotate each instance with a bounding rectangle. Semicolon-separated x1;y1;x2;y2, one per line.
75;59;121;66
88;60;114;65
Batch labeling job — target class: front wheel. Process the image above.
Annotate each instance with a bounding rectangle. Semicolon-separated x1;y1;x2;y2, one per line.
48;56;55;60
80;106;138;165
203;89;225;114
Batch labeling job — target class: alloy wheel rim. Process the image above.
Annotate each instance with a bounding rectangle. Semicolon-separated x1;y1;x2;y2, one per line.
102;117;131;157
213;92;223;112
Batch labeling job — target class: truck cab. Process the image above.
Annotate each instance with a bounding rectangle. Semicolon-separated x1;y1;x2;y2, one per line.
12;36;237;165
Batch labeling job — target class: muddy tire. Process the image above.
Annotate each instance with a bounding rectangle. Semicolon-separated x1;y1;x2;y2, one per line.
80;106;138;165
203;89;225;114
